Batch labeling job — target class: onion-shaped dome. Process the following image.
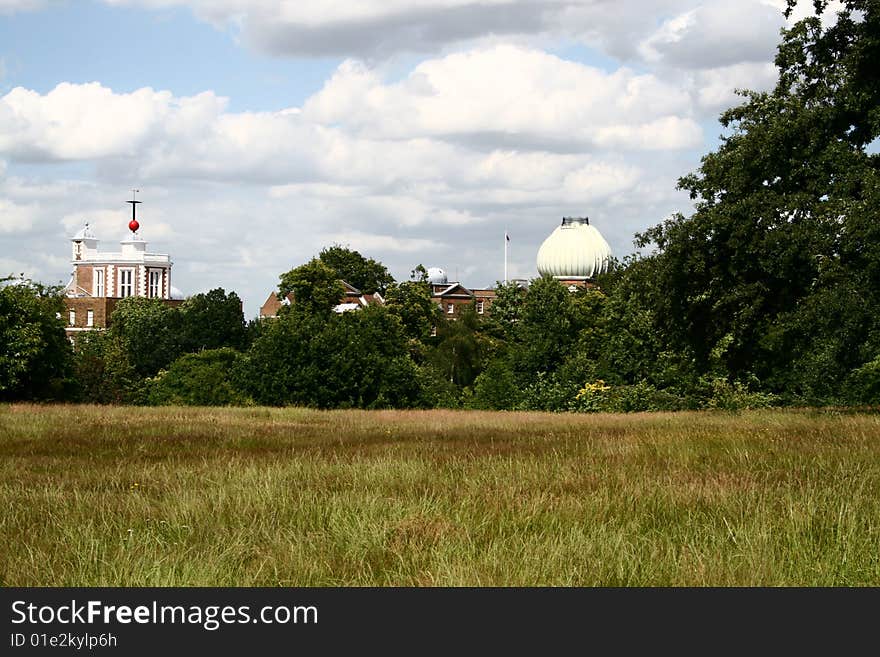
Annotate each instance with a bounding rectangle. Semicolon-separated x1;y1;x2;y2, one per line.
536;217;612;279
426;267;448;285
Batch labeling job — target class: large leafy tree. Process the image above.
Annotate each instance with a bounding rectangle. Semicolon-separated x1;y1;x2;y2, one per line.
278;259;345;316
109;297;183;378
636;0;880;397
384;266;440;342
239;305;419;408
318;245;394;295
179;287;247;352
0;276;72;400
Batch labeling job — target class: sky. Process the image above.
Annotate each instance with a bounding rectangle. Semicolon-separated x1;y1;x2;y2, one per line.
0;0;833;318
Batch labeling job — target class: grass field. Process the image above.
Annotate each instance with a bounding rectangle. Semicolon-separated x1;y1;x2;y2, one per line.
1;404;878;586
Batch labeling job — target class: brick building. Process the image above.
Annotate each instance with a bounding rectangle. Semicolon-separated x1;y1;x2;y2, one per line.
64;202;182;339
259;281;385;318
426;268;496;319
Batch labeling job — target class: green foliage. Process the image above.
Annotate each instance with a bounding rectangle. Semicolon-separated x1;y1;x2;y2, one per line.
0;276;72;400
109;297;183;378
488;280;526;327
415;363;461;408
384;273;440;341
632;1;880;399
239;305;421;409
470;359;519;410
71;330;140;404
430;306;490;387
510;275;577;377
179;288;247;352
844;355;880;405
515;372;575;412
278;259;345;316
318;245;394;295
144;348;251;406
700;377;779;412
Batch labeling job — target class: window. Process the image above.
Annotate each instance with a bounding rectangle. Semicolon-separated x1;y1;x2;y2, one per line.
447;303;455;314
119;268;134;298
86;310;94;327
476;300;484;314
149;270;161;298
94;269;104;297
68;309;76;326
430;326;437;337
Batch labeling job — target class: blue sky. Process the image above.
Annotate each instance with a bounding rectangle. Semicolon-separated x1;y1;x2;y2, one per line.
0;0;809;317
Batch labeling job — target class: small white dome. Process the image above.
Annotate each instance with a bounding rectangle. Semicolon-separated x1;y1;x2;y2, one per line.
170;285;185;300
72;223;97;240
426;267;447;285
536;217;612;279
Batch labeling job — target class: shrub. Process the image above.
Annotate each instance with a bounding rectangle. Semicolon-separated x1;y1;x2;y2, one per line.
145;348;251;406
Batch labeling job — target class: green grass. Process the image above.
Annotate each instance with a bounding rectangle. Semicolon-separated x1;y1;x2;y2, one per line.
1;404;879;586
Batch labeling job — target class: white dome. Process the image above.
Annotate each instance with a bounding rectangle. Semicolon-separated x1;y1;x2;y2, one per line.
536;217;612;279
72;223;97;240
170;285;185;300
426;267;447;285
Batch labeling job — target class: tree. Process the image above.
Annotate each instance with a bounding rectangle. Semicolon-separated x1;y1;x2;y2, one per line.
0;276;72;400
278;259;345;316
430;306;489;387
488;280;526;327
384;268;440;342
318;245;394;295
635;1;880;398
109;297;183;378
510;275;578;377
179;288;247;352
238;305;421;408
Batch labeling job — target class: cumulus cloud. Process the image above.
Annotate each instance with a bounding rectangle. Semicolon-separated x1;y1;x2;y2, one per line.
0;83;226;162
0;197;38;234
693;62;778;112
638;1;784;70
303;46;701;151
0;47;702;190
96;0;804;66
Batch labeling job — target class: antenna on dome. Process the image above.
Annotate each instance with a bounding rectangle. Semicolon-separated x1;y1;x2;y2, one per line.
126;189;141;234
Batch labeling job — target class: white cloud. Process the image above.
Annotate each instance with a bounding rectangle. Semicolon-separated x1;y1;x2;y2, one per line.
638;1;784;70
94;0;805;66
304;46;702;151
0;83;226;162
0;197;38;234
693;62;778;112
316;231;441;254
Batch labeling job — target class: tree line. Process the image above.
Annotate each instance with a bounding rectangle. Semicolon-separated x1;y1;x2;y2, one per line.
2;0;878;410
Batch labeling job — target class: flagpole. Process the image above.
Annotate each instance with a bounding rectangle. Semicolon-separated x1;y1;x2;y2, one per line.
504;229;508;284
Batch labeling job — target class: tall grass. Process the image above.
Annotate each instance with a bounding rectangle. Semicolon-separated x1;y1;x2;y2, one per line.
1;405;878;585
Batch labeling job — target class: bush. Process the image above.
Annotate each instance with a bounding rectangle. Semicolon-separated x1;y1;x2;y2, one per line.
845;356;880;404
515;372;575;412
144;348;251;406
702;377;778;411
416;364;461;408
470;359;520;410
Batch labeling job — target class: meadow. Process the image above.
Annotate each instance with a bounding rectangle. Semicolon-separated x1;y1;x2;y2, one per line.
1;404;878;586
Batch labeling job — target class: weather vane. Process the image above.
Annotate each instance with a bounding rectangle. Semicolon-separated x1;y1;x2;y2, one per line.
126;188;141;233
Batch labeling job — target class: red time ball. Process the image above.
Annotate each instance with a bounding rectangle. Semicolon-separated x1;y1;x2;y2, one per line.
129;219;140;232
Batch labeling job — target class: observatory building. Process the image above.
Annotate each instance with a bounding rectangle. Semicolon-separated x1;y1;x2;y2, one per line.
536;216;612;288
64;194;181;338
